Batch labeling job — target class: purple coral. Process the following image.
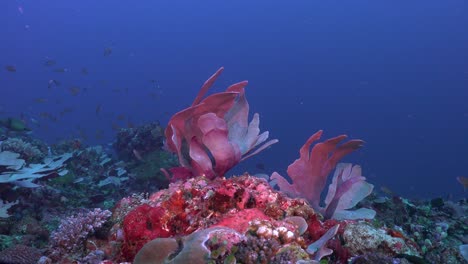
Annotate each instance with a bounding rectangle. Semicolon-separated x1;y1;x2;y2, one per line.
164;67;278;180
0;245;42;264
322;163;375;220
271;130;374;220
48;208;111;261
306;224;340;261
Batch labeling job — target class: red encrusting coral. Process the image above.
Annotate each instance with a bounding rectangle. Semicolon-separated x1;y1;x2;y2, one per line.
307;214;344;242
113;174;316;261
212;208;271;233
121;204;172;260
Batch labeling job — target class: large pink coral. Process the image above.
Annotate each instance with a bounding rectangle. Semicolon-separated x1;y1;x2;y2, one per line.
271;130;373;219
164;67;278;181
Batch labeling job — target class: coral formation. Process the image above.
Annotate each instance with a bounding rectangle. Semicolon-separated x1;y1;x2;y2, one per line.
164;67;278;181
0;137;46;163
0;150;71;188
0;244;41;264
44;208;112;262
113;122;165;162
0;68;466;264
271;130;374;220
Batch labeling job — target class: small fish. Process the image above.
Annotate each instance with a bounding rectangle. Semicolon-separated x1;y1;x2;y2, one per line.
104;47;112;56
150;79;158;89
18;5;24;14
39;112;51;119
149;92;158;100
0;117;31;132
54;68;68;73
380;186;394;196
59;107;74;116
73;177;85;184
117;114;125;121
78;129;88;141
44;58;56;67
5;65;16;72
95;129;104;139
133;149;144;161
48;79;61;88
38;112;58;122
30;118;39;125
457;176;468;191
111;122;120;131
256;163;265;170
69;86;81;96
95;104;102;115
81;67;88;75
34;98;48;103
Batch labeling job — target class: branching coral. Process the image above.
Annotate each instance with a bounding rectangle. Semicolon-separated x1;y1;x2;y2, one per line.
0;138;45;163
47;208;111;262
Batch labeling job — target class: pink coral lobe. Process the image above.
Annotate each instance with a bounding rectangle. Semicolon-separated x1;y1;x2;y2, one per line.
272;130;364;210
164;68;277;180
191;67;225;106
199;113;242;177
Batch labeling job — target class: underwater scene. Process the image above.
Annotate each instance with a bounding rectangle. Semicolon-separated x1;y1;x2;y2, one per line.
0;1;467;263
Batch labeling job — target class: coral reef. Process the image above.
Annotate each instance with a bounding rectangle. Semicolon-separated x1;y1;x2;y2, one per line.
113;122;165;162
0;69;466;264
43;208;111;263
0;150;71;188
0;244;41;264
0;200;18;218
371;195;468;263
0;137;46;163
102;174;421;263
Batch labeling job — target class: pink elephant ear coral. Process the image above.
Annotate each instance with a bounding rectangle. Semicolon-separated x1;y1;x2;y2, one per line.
193;113;242;179
306;224;340;261
224;84;278;161
271;130;370;220
164;68;277;181
323;163;375;220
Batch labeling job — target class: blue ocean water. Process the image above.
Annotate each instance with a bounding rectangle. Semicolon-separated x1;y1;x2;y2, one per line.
1;0;467;199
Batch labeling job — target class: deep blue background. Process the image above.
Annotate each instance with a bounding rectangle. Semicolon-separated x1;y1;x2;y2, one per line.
1;0;467;199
